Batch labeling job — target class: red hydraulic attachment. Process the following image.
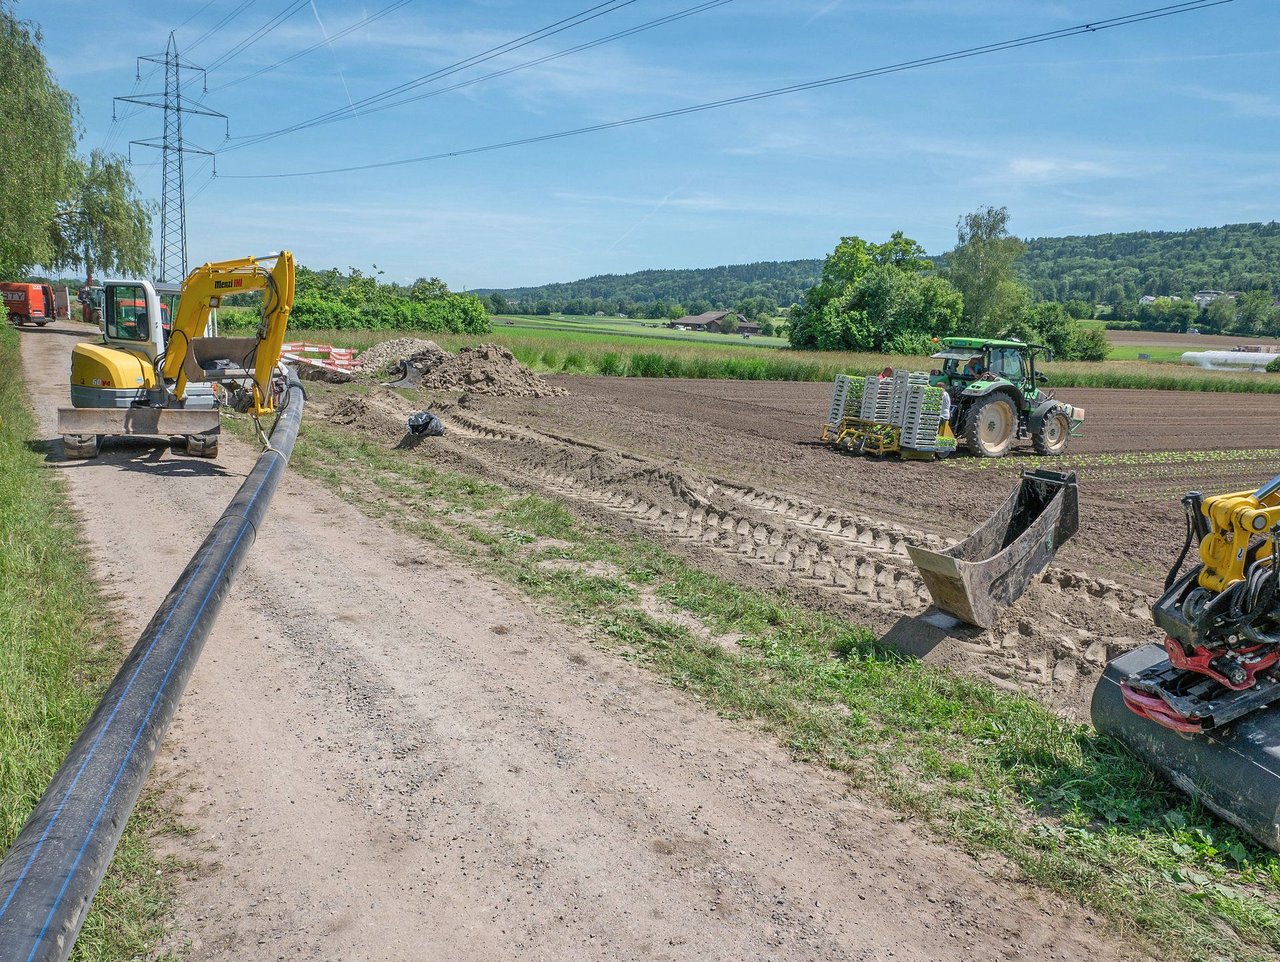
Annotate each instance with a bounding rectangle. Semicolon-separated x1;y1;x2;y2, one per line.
1119;634;1280;733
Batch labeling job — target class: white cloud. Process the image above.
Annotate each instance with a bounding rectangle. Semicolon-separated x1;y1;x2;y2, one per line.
1004;156;1117;182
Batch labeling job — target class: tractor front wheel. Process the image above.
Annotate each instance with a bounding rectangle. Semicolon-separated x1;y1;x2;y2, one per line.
1032;409;1071;456
965;394;1016;458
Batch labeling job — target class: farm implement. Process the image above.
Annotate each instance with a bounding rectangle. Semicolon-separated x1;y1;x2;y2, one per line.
820;371;957;460
821;338;1085;459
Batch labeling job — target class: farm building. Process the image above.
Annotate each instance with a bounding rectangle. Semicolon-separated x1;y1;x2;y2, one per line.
670;310;754;334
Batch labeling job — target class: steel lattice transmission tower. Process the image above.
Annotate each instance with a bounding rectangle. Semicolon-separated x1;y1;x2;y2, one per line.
115;33;228;281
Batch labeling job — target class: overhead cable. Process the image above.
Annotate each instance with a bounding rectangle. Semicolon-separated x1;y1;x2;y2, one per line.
204;0;311;72
221;0;641;151
207;0;414;92
222;0;1234;179
244;0;736;129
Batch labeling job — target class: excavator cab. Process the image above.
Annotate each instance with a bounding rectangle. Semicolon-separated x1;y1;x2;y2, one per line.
57;252;295;460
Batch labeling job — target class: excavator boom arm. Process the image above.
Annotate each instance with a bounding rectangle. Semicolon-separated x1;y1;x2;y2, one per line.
163;252;295;414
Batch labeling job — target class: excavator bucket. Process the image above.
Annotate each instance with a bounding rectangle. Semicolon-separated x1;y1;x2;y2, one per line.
906;469;1079;628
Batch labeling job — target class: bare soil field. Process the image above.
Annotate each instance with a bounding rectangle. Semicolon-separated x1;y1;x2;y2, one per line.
1107;328;1280;350
18;323;1138;961
314;375;1274;723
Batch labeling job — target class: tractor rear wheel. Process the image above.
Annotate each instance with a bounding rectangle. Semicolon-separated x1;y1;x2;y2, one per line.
965;394;1016;458
1033;409;1071;456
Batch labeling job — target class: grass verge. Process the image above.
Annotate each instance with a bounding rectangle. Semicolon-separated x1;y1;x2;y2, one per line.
239;405;1280;962
0;324;180;961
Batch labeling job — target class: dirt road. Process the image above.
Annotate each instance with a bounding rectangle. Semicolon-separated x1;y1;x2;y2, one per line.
21;322;1134;961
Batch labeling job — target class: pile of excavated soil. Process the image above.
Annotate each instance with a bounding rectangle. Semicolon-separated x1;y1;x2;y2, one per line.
322;390;419;441
356;337;444;376
407;343;565;398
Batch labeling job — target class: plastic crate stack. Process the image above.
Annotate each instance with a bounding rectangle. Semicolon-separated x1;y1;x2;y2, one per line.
824;370;865;424
901;384;945;451
859;375;894;423
888;370;931;427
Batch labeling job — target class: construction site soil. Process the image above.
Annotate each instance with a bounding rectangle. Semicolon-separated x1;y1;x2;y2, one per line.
314;375;1280;724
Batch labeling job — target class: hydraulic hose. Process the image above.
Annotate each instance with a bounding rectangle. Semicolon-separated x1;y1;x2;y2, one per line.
0;375;305;962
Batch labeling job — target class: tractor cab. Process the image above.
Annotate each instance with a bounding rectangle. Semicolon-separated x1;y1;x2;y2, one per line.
928;336;1082;458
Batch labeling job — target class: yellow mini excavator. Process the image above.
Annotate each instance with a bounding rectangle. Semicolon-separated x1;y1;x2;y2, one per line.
57;252;295;459
1092;472;1280;850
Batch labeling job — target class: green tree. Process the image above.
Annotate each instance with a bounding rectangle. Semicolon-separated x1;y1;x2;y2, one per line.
0;4;78;277
1203;295;1236;334
790;234;962;353
1236;290;1278;336
49;149;152;281
946;206;1028;335
409;276;450;301
719;313;739;334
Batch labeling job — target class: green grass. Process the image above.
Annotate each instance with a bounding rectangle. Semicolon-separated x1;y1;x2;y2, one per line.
0;325;181;961
247;401;1280;962
1106;345;1195;362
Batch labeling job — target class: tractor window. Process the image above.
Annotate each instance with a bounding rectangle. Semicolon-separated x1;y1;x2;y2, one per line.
989;348;1025;382
105;285;149;342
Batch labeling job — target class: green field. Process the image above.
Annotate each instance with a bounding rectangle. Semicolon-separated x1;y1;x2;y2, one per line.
491;313;792;347
228;308;1280;391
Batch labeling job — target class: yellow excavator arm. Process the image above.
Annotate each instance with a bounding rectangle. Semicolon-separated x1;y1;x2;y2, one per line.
1197;481;1280;593
163;252;295;415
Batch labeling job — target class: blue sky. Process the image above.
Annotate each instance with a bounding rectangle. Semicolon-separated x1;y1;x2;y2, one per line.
33;0;1279;288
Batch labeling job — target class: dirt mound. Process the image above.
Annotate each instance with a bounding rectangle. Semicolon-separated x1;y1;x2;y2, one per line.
322;390;418;440
408;344;565;398
356;337;444;376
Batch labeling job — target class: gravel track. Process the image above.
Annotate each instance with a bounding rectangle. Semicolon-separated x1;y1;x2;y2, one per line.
16;322;1138;961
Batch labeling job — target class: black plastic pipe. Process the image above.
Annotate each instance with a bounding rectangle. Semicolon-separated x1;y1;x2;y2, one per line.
0;378;305;962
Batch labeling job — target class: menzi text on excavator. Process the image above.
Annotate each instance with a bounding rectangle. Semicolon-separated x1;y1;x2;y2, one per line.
1093;472;1280;850
57;253;295;459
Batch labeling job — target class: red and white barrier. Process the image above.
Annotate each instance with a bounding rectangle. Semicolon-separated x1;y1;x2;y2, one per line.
280;342;362;374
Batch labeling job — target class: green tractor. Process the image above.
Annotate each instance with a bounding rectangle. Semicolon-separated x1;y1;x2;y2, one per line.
929;337;1084;458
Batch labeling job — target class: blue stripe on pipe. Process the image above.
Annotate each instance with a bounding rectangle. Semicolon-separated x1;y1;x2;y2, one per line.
0;456;277;943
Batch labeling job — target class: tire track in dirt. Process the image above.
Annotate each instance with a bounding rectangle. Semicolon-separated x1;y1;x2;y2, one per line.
20;323;1140;962
321;390;1162;720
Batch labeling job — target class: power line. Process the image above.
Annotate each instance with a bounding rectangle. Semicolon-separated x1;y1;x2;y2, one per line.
207;0;414;93
221;0;642;152
239;0;735;131
204;0;311;72
102;63;163;152
222;0;1234;180
118;35;228;279
175;0;221;35
186;0;259;54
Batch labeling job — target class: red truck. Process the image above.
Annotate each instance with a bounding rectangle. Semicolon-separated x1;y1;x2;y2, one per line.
2;282;57;327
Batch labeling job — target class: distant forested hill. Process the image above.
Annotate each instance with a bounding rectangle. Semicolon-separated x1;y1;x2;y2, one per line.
479;222;1280;313
477;260;822;314
1018;222;1280;302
